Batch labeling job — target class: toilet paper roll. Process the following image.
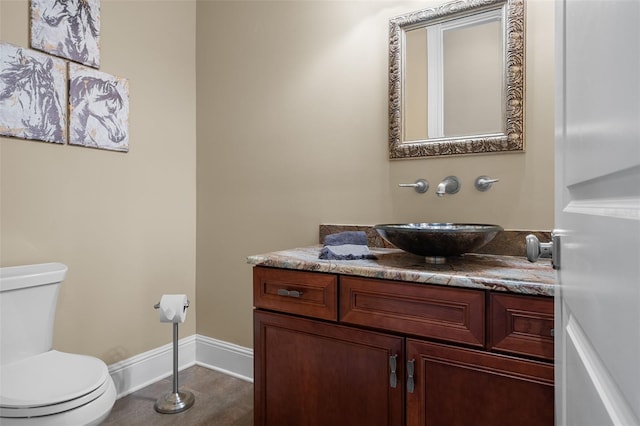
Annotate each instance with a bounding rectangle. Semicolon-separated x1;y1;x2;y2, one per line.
159;294;188;323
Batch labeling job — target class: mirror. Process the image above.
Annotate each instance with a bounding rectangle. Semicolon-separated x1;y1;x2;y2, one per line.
389;0;524;159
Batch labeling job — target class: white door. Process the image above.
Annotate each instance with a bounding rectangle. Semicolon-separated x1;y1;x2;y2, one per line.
555;0;640;425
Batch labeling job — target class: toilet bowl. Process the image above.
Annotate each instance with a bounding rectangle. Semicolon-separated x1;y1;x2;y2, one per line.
0;263;117;425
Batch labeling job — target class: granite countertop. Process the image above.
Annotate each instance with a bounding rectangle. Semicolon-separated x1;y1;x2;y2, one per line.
247;245;556;297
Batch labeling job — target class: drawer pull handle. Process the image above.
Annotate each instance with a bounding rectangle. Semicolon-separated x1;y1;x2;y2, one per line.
276;289;303;298
550;328;555;337
407;359;415;393
389;354;398;388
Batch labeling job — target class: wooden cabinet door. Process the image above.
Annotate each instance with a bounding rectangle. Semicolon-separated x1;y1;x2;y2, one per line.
406;339;554;426
254;311;404;426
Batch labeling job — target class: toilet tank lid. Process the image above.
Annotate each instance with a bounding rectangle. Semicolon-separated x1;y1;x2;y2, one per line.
0;263;68;292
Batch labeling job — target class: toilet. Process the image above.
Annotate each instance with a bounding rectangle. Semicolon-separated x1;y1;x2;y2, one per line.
0;263;116;425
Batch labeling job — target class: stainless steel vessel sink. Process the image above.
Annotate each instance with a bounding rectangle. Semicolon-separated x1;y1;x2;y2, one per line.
374;223;503;263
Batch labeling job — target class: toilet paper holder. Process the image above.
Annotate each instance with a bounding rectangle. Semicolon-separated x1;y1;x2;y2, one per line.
152;298;194;414
153;299;190;311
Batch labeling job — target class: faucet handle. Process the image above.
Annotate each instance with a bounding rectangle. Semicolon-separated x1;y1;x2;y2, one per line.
474;176;499;191
399;179;429;193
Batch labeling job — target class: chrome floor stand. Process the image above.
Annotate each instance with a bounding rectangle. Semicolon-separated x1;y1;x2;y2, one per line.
154;322;195;414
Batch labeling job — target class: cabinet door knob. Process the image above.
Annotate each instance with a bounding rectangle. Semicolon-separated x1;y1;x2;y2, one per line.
407;359;415;393
389;354;398;388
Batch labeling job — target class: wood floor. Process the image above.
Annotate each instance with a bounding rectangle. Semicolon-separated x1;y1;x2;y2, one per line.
103;365;253;426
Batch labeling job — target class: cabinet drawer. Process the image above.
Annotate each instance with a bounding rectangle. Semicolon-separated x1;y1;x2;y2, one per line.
253;267;338;321
489;293;554;360
340;276;485;347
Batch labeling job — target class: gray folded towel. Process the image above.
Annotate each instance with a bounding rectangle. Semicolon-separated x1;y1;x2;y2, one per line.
323;231;368;246
319;231;376;260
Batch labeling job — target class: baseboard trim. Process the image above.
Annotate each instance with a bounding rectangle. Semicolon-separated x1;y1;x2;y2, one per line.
195;334;254;383
108;334;253;399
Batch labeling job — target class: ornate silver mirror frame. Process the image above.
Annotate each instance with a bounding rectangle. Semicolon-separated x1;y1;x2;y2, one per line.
389;0;525;159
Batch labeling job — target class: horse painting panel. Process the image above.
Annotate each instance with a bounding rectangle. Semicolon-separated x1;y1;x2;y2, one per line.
0;43;67;144
69;64;129;152
31;0;101;68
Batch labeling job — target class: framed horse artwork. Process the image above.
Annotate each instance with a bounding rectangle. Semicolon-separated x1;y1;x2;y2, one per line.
68;64;129;152
0;43;67;144
30;0;101;68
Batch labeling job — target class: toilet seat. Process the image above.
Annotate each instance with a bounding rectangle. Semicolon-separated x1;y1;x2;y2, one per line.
0;350;110;418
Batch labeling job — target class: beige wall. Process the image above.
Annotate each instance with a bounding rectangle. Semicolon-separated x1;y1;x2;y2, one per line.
0;1;197;363
196;0;396;347
196;0;555;349
1;0;554;360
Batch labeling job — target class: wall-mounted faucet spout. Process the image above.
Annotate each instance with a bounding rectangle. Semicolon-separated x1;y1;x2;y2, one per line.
436;176;460;197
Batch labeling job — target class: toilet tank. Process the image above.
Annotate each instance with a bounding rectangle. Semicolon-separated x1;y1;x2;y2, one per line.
0;263;68;365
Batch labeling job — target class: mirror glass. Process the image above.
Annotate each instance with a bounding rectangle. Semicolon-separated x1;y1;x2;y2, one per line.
389;0;524;159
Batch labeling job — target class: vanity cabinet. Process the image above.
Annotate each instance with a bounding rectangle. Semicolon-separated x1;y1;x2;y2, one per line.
253;266;554;426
